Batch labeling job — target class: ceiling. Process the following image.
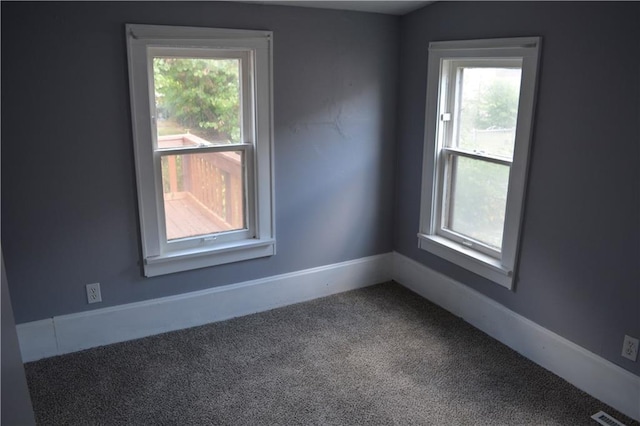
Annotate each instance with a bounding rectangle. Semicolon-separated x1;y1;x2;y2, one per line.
239;1;433;15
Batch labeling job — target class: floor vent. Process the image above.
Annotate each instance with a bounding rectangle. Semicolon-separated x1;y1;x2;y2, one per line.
591;411;626;426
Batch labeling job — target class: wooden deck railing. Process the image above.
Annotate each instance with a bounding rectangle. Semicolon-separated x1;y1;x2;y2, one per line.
160;134;243;231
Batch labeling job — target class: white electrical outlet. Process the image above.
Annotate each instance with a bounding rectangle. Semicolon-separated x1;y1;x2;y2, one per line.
86;283;102;304
621;335;638;362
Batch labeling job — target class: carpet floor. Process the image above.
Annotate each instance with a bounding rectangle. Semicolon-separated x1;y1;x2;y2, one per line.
25;282;637;425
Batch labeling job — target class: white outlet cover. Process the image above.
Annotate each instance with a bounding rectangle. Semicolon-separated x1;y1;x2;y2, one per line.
86;283;102;304
621;335;638;362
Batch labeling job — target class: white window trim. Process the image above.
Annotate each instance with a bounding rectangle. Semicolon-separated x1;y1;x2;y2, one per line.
126;24;275;277
418;37;541;289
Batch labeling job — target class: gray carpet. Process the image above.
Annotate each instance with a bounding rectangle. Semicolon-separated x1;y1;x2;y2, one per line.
26;282;637;425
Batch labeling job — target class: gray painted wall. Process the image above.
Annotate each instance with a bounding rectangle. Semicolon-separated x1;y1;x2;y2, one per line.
1;250;36;425
1;3;397;322
3;1;639;380
395;2;640;375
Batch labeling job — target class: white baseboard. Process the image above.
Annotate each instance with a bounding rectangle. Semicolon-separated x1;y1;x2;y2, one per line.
16;250;639;421
392;251;640;422
14;319;58;361
17;253;391;362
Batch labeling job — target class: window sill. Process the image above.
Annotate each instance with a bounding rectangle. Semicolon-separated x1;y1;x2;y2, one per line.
144;239;276;277
417;233;513;289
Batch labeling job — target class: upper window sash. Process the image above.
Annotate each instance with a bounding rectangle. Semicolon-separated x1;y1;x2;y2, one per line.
147;47;254;148
441;58;523;157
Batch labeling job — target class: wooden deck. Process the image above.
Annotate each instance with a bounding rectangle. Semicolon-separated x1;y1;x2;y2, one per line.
164;193;233;240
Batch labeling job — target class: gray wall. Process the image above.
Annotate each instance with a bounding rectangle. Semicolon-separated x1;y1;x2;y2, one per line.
3;1;639;379
1;250;36;425
1;2;397;322
395;2;640;375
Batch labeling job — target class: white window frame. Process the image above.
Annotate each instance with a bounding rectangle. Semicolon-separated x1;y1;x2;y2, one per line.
126;24;275;277
418;37;541;289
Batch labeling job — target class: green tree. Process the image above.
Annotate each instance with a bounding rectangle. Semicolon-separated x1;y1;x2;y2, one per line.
154;58;241;142
474;79;520;130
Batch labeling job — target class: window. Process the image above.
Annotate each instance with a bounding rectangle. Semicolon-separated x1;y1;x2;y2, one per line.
418;37;541;289
126;24;275;277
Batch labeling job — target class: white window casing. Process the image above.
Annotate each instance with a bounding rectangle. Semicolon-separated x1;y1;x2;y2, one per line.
418;37;541;289
126;24;275;277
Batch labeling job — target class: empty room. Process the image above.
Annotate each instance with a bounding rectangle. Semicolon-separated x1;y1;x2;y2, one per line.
1;1;639;424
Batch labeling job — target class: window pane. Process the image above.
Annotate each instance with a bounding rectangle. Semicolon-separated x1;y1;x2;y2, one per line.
153;57;241;148
162;151;245;241
447;156;509;249
455;66;522;159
